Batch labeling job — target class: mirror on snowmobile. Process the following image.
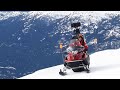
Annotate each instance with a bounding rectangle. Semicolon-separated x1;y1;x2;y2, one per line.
59;43;63;49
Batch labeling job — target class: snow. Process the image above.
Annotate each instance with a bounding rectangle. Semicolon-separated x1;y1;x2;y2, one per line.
1;11;120;22
20;48;120;79
0;66;16;70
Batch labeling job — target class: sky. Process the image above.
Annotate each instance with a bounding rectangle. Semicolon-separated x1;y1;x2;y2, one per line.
20;48;120;79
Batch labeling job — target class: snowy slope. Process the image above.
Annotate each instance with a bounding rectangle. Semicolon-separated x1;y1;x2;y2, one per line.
1;11;120;21
20;48;120;79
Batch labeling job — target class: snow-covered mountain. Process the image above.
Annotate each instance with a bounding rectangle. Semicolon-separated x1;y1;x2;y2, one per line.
0;11;120;79
20;48;120;79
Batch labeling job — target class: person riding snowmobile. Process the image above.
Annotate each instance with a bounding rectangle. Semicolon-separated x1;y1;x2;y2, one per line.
65;34;88;62
76;34;88;53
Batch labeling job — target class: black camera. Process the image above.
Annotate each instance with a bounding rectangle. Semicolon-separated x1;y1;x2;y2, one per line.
71;22;81;35
71;22;81;28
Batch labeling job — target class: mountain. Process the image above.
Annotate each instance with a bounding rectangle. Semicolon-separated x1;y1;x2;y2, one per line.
0;11;120;79
20;48;120;79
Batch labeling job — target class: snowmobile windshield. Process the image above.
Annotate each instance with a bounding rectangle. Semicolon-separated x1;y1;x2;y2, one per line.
66;39;84;53
69;39;84;48
69;39;77;44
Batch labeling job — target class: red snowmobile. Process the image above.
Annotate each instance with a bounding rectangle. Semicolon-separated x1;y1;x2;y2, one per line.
59;39;90;75
59;22;90;76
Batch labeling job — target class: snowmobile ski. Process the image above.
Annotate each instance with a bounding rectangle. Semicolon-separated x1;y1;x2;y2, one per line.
59;69;67;76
